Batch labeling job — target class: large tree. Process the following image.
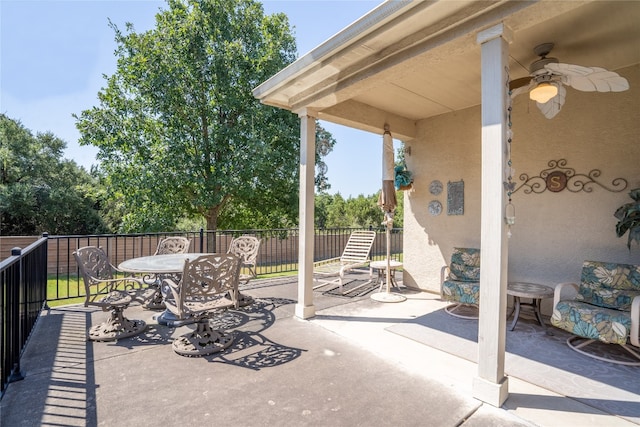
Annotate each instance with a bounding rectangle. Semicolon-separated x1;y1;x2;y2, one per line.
0;114;108;235
75;0;333;232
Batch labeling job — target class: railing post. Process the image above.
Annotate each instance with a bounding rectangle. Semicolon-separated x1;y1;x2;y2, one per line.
7;248;24;384
41;233;50;310
199;228;204;252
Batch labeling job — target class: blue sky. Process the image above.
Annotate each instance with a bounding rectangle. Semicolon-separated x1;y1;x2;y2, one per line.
1;0;399;198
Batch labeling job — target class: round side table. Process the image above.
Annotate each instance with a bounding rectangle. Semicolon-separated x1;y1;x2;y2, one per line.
369;260;403;291
507;282;554;331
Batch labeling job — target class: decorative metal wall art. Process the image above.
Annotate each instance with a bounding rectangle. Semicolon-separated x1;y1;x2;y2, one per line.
429;180;443;195
428;200;442;216
513;159;627;194
447;180;464;215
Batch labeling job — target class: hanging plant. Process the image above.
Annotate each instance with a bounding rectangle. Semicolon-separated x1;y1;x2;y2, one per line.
614;188;640;250
394;165;413;191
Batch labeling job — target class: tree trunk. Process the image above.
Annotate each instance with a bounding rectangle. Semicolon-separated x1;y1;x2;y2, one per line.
205;209;218;231
204;207;219;252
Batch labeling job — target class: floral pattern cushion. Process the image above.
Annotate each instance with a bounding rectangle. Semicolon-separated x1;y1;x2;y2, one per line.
577;261;640;311
442;248;480;305
551;300;631;345
448;248;481;282
442;279;480;305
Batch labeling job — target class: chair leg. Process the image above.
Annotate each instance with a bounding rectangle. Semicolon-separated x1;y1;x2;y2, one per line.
88;306;146;342
173;319;234;357
224;289;254;307
567;336;640;367
444;303;479;319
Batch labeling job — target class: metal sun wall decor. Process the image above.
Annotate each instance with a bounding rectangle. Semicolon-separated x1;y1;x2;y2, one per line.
512;159;628;194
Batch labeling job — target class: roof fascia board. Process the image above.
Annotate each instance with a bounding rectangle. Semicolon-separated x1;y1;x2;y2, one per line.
288;1;534;112
253;1;416;100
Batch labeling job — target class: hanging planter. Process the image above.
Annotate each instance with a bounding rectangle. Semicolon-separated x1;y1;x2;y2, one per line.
395;165;413;191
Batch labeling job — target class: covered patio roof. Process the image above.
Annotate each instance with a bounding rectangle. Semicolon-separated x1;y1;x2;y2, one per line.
253;0;640;409
253;0;640;140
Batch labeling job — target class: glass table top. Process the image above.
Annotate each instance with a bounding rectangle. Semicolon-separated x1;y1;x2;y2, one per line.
118;253;211;273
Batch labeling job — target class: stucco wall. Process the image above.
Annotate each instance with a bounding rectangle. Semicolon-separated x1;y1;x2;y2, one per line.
403;64;640;300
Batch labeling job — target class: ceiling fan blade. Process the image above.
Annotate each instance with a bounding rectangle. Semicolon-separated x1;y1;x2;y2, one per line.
509;77;531;91
572;70;629;92
545;62;592;76
536;83;566;119
545;63;629;92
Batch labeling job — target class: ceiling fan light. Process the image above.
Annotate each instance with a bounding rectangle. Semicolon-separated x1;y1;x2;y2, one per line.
530;82;558;103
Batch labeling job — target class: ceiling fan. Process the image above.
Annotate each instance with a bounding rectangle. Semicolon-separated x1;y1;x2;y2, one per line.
509;43;629;119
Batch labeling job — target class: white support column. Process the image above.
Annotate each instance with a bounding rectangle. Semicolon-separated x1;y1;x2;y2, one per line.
473;23;512;407
295;111;316;319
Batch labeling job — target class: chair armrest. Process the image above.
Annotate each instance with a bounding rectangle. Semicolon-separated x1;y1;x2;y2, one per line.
553;282;579;307
440;266;450;294
339;260;369;275
120;276;146;291
631;295;640;348
313;257;341;267
112;263;147;289
91;276;144;293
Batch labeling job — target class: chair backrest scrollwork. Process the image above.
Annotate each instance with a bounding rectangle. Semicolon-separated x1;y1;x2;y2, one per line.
154;236;191;255
169;254;241;317
227;235;260;266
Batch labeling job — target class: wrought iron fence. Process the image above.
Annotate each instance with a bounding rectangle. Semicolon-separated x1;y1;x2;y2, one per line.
2;227;402;304
0;234;48;397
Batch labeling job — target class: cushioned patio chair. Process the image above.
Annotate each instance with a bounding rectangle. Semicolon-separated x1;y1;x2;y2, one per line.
74;246;148;341
313;230;377;295
163;253;241;357
550;260;640;366
441;247;481;319
154;236;191;255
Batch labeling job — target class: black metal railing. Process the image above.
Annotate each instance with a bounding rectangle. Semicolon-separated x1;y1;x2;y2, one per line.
0;234;48;397
43;227;402;303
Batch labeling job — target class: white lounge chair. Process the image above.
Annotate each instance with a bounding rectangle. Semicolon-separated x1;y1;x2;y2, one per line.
313;230;377;295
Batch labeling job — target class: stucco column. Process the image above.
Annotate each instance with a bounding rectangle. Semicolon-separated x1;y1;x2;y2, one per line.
295;111;316;319
473;23;512;407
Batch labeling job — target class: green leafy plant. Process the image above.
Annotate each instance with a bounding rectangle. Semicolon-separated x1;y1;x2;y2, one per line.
614;188;640;249
394;165;413;190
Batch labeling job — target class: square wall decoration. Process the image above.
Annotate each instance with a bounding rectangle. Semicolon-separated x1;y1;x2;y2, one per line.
447;180;464;215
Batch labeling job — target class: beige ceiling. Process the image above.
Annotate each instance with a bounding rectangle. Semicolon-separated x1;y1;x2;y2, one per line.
253;0;640;141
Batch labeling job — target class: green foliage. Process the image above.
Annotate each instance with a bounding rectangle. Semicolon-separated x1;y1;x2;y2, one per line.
614;188;640;249
315;191;404;229
0;114;109;235
74;0;334;233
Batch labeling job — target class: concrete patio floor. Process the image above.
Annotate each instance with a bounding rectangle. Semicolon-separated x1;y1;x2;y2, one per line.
1;274;637;426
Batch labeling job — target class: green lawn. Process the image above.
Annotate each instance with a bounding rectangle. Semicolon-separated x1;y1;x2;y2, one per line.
45;257;400;308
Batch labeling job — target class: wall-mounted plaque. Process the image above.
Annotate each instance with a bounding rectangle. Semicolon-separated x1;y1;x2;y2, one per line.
447;180;464;215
